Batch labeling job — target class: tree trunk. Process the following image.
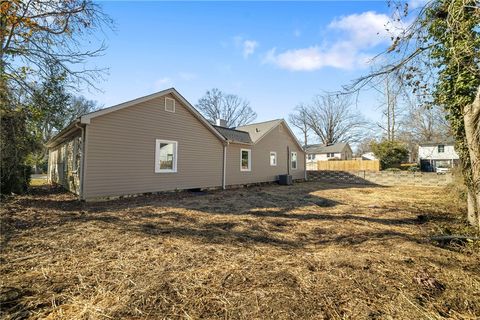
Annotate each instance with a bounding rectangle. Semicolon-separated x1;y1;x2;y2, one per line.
463;85;480;229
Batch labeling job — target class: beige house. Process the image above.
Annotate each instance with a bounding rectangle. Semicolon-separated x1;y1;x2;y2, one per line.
47;88;305;201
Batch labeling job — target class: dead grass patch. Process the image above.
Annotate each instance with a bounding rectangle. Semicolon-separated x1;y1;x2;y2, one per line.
1;182;479;319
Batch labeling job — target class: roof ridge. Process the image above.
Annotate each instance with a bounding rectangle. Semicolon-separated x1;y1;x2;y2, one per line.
236;118;283;128
212;125;250;134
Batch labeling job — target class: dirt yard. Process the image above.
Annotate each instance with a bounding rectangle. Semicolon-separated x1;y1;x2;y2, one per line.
1;182;479;319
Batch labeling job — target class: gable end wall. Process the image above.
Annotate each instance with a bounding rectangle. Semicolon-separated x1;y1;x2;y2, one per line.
83;93;224;199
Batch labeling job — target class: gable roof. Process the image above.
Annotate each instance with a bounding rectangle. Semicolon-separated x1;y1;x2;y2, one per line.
79;87;226;142
236;119;283;143
236;119;303;150
213;125;252;144
305;142;350;154
419;137;455;146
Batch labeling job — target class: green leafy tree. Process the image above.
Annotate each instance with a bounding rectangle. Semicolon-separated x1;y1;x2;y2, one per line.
0;83;39;194
371;140;409;170
26;64;99;173
1;0;110;193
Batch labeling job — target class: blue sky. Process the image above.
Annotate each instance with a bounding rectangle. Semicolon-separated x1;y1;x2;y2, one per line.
83;1;416;137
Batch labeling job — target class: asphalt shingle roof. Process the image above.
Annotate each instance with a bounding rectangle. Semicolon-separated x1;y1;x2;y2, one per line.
305;143;349;154
235;119;283;143
213;126;253;144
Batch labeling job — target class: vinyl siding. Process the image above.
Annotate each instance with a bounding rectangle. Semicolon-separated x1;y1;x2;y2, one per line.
418;145;459;160
83;93;224;199
225;122;305;186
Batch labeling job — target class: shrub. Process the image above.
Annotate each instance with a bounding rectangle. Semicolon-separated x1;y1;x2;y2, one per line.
370;140;409;170
408;166;420;172
1;105;38;195
384;167;401;172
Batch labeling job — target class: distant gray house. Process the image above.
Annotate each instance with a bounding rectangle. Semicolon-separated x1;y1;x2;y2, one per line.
418;138;459;172
305;143;353;163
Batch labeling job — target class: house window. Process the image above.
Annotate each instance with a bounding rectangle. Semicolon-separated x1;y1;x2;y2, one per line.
155;139;177;173
327;153;335;158
308;154;316;161
438;145;445;153
291;151;298;170
240;149;251;171
165;97;175;113
270;151;277;166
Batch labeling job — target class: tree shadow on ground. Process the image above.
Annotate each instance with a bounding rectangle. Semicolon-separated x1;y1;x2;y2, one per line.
0;182;457;251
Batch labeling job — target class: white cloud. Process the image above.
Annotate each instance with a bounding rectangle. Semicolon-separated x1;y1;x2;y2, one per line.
328;11;392;47
153;77;172;90
233;36;259;58
264;43;372;71
242;40;258;58
264;11;402;72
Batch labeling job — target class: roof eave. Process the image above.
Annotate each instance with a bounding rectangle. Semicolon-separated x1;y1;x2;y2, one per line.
46;119;82;148
80;87;227;143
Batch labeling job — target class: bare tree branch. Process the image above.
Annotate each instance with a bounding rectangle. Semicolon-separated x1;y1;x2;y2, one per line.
196;88;257;127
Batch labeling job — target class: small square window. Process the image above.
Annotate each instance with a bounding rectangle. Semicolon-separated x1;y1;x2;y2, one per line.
241;149;251;171
270;152;277;166
438;145;445;153
165;97;175;113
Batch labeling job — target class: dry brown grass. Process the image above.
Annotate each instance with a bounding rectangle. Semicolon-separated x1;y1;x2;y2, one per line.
1;182;479;319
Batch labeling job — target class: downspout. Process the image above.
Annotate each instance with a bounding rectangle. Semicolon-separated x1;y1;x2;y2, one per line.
222;142;228;190
75;122;86;200
287;146;290;175
304;148;307;181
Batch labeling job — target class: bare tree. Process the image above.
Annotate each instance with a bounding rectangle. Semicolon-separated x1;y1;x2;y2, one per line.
305;94;370;145
374;73;406;141
1;0;113;94
66;96;99;126
288;104;310;146
196;88;257;127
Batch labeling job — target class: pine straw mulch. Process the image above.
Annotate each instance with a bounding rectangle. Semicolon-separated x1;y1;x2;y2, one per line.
0;182;479;319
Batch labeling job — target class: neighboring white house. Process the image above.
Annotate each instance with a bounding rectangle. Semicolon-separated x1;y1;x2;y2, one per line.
361;152;377;160
305;143;353;163
418;139;459;172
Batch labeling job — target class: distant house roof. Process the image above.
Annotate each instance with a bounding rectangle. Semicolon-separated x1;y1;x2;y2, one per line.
236;119;283;143
361;152;377;160
305;142;350;154
213;126;253;144
419;137;455;146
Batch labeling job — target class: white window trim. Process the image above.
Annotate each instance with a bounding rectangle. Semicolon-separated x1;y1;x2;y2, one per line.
291;151;298;170
270;151;277;166
240;148;251;172
155;139;178;173
165;97;175;113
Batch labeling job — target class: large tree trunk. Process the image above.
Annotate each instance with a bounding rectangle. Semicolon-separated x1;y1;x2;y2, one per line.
463;85;480;229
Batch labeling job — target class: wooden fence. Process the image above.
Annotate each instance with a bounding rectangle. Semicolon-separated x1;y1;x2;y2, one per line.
308;160;380;171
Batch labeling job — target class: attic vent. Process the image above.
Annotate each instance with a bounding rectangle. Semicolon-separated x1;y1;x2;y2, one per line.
279;125;283;132
255;128;260;133
165;97;175;113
